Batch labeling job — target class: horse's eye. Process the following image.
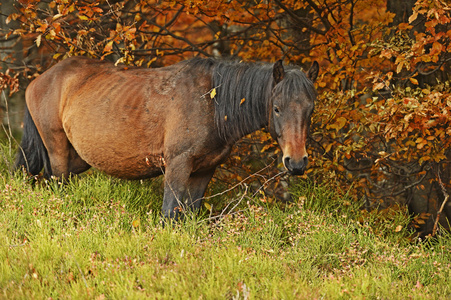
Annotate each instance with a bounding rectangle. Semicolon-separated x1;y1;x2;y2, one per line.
274;106;280;114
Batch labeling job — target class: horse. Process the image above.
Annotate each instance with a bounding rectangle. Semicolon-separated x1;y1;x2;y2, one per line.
15;56;319;219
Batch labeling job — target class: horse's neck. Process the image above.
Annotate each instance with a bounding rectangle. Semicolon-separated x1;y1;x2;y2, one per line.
221;92;270;144
212;63;273;143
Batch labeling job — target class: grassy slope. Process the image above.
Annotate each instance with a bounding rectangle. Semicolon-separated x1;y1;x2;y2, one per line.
0;143;450;299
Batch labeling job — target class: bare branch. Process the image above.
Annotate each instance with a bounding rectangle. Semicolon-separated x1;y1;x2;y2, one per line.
432;168;450;236
274;0;327;35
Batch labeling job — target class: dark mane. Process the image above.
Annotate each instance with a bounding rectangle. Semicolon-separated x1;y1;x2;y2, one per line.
186;58;316;143
211;60;275;142
275;68;318;102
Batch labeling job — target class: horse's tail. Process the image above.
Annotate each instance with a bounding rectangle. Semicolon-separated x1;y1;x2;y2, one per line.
14;105;52;176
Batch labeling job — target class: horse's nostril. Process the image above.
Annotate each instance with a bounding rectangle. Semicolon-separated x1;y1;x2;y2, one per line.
283;156;309;175
284;156;291;169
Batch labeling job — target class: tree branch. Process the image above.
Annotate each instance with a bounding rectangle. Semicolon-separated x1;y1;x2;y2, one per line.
274;0;327;35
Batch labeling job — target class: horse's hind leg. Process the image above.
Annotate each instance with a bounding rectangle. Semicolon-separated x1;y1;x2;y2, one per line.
44;130;90;179
67;143;91;174
186;169;215;211
162;155;206;219
162;167;215;220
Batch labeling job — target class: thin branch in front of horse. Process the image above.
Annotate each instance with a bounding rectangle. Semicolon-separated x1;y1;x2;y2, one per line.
153;155;185;212
218;184;249;217
201;84;222;105
145;155;166;167
204;159;278;201
252;170;288;197
189;160;280;215
198;184;250;225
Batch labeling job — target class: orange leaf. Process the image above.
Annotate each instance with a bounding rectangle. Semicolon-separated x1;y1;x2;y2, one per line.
398;23;413;30
104;41;113;53
132;219;140;228
35;35;42;47
396;61;404;74
52;14;63;20
332;117;347;131
432;42;442;53
409;77;418;85
409;12;418;24
373;82;385;90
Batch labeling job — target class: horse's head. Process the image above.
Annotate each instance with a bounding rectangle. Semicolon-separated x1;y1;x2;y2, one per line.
269;60;319;175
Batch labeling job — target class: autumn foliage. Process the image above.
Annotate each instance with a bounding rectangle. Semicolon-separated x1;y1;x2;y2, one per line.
1;0;450;234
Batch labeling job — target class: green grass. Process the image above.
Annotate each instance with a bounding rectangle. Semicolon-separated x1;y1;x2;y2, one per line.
0;142;450;299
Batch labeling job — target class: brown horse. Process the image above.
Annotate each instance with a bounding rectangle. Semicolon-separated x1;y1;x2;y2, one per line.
15;56;318;218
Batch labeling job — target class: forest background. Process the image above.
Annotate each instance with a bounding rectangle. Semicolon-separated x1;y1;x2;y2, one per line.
0;0;450;236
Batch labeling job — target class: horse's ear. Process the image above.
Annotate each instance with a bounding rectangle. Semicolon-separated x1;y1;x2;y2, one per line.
273;60;285;84
307;61;319;82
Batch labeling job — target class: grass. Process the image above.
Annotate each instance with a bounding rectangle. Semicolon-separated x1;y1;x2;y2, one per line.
0;141;450;299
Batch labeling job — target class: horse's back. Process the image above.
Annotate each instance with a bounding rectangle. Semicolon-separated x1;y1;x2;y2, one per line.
25;57;221;179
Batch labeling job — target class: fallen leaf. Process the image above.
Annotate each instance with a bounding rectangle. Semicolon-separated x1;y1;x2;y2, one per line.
132;219;140;228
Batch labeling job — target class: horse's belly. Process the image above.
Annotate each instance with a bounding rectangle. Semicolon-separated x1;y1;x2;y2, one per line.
83;151;164;180
66;127;164;179
63;107;165;179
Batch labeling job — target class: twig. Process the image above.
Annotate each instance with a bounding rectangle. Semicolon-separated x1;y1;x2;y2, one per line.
432;169;449;236
203;159;276;200
8;243;27;248
1;90;13;149
74;256;89;289
224;185;248;215
198;165;288;224
153;157;185;212
199;185;249;224
252;170;287;197
0;90;24;174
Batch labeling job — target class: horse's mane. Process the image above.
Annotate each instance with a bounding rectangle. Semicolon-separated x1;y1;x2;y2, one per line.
186;57;316;143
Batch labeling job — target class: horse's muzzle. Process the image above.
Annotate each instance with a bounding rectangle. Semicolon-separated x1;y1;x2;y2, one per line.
284;156;308;175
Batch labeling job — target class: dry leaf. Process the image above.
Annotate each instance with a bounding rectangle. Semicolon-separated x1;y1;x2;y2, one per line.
35;35;42;47
132;219;140;228
210;88;216;99
409;77;418;85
